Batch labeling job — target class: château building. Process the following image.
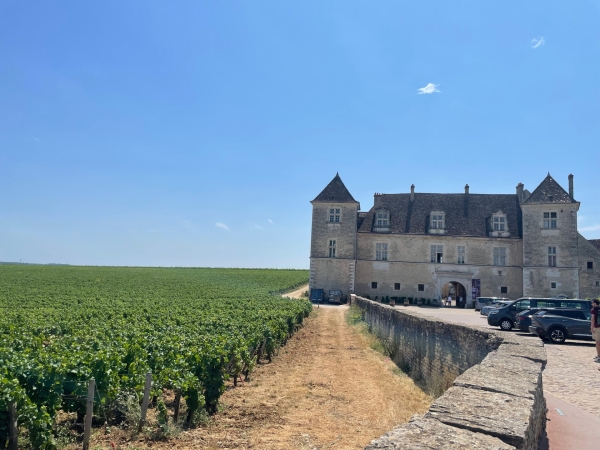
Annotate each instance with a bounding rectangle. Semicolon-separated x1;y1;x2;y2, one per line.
309;173;600;306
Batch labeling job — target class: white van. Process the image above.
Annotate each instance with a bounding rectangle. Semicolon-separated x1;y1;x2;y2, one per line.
475;297;509;311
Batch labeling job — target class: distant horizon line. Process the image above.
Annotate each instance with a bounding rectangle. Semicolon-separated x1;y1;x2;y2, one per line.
0;261;308;270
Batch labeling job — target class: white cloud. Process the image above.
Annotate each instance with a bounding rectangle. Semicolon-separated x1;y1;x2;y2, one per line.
32;137;41;142
580;224;600;232
215;222;229;231
418;83;440;94
268;219;274;225
150;229;159;233
253;225;263;230
531;37;545;49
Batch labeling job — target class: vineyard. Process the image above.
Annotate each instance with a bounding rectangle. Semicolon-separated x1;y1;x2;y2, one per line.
0;265;311;449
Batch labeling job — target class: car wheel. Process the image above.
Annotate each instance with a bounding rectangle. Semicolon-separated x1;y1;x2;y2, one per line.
499;319;513;331
548;327;566;344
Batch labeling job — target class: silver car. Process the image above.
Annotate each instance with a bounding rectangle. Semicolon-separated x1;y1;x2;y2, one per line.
480;300;512;316
475;297;509;311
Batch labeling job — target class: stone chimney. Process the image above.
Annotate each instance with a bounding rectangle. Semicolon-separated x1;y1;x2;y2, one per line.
464;184;469;195
410;184;415;202
516;183;524;203
568;174;574;200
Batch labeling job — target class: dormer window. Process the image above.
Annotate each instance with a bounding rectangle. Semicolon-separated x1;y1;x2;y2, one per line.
490;211;510;237
329;208;341;223
428;212;446;234
431;212;445;229
376;211;389;227
492;214;506;231
373;209;390;232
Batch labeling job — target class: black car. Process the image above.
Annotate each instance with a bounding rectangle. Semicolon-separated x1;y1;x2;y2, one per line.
529;309;593;343
516;308;557;332
488;298;591;331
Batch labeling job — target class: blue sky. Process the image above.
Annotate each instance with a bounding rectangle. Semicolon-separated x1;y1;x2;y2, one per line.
1;1;599;268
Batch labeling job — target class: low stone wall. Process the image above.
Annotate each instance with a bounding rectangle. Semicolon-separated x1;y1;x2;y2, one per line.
353;296;547;450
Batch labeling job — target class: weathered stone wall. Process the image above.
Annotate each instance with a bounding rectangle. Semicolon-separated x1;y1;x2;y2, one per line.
309;258;355;296
577;233;600;299
521;202;580;298
354;296;547;450
309;202;358;294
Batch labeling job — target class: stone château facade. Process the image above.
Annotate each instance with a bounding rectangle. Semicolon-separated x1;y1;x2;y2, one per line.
309;173;600;306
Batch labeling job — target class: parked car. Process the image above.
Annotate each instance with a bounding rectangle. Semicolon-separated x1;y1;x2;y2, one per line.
488;298;591;331
475;297;509;311
328;289;345;304
529;309;593;343
480;300;512;316
310;288;324;303
516;308;557;332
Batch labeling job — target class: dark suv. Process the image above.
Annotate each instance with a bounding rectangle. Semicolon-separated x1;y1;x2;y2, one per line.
529;309;593;343
516;308;557;332
487;298;591;331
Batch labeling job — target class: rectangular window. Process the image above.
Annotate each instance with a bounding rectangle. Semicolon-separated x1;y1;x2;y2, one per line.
596;281;600;287
376;243;388;261
371;282;378;289
457;246;465;264
493;247;506;266
588;261;594;270
430;245;443;263
418;284;425;292
548;247;557;267
376;212;389;227
328;240;336;258
543;212;557;229
493;215;506;231
329;208;340;223
394;283;401;290
431;213;444;229
500;286;508;294
550;281;557;289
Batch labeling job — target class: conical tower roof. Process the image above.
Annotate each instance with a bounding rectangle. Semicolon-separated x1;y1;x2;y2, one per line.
523;173;574;204
312;173;358;204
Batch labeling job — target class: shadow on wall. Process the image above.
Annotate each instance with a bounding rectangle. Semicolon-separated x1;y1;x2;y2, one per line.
353;295;547;450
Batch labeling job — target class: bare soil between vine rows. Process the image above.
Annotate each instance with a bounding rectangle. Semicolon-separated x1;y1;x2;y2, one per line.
80;302;431;450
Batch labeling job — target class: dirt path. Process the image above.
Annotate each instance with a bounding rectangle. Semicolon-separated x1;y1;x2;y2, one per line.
283;283;309;299
115;305;431;450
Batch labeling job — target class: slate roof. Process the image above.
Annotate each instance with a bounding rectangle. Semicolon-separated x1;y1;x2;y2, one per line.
522;174;574;204
312;173;359;204
589;239;600;252
357;192;522;238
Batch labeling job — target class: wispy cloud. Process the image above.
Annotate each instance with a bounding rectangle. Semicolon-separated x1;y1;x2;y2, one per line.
531;37;545;49
580;224;600;232
32;137;41;142
268;219;274;225
215;222;229;231
418;83;440;94
253;225;263;230
150;229;159;233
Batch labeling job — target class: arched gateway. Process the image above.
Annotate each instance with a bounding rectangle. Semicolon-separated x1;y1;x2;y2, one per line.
441;281;467;308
